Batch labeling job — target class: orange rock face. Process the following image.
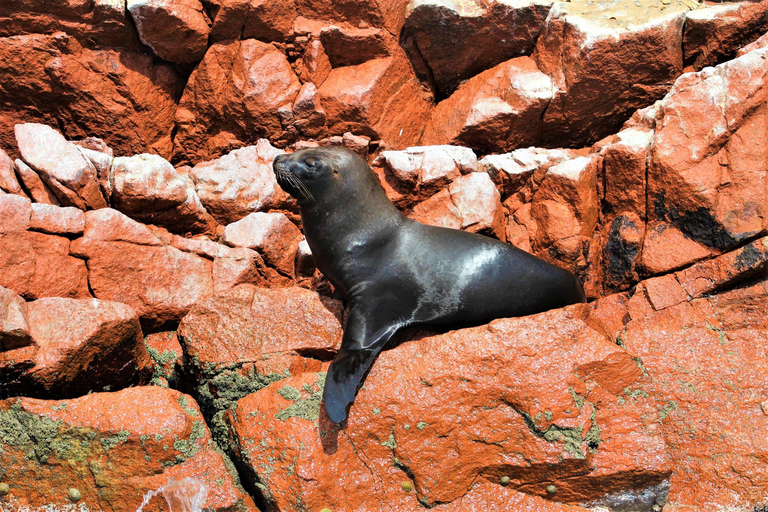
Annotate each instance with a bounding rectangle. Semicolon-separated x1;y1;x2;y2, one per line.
0;387;256;511
2;0;768;509
0;32;182;159
226;305;672;511
174;39;302;163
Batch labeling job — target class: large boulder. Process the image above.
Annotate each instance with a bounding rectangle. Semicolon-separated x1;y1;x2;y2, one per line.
0;195;91;300
420;56;554;153
69;209;214;330
620;246;768;510
0;387;257;511
174;39;302;163
17;297;152;398
127;0;211;65
402;0;552;97
110;153;216;235
0;33;183;159
226;304;672;510
15;123;107;210
188;141;291;225
644;40;768;273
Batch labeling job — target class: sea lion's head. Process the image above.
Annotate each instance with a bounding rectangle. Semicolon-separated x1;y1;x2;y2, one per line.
272;147;380;208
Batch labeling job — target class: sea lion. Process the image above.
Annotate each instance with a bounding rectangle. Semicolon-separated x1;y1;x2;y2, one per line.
272;147;586;423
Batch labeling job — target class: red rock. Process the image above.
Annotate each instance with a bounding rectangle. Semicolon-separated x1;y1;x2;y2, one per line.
296;38;332;86
623;276;768;509
675;236;768;298
178;284;342;367
17;297;151;397
15;123;107;210
144;331;184;387
402;0;551;97
420;56;554;153
189;141;290;224
29;203;85;236
175;39;302;163
482;147;579;200
533;2;685;148
600;126;652;218
737;28;768;55
0;387;257;511
410;172;505;239
640;223;712;275
647;42;768;255
319;25;396;67
13;158;60;206
0;192;31;232
291;82;328;138
212;246;271;292
208;0;251;43
127;0;211;65
295;239;316;276
0;33;183;159
0;148;23;196
0;0;139;48
0;199;90;300
177;284;339;444
70;209;214;329
242;0;297;42
316;48;433;150
0;285;32;351
684;0;768;70
295;0;409;35
589;212;644;296
222;212;303;276
77;146;114;203
373;145;478;207
226;305;671;510
529;155;599;269
111;153;216;235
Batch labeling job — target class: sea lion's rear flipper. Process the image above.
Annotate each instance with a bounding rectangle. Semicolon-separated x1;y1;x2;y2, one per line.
322;302;401;424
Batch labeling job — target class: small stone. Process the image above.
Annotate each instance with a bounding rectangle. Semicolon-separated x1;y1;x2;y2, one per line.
546;484;557;494
500;476;510;486
67;488;81;502
0;482;9;495
401;481;414;492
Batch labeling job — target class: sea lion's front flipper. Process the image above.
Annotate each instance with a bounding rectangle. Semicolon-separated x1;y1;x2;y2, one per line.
323;302;402;424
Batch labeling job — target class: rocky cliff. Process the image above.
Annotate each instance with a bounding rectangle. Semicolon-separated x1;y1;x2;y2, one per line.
1;0;767;511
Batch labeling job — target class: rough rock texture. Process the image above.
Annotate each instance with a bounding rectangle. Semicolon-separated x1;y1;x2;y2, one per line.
18;297;151;398
619;241;768;510
0;387;257;511
111;153;216;234
402;0;552;97
222;212;303;276
177;284;340;447
174;39;302;163
644;42;768;269
189;141;291;224
0;195;91;300
226;304;671;510
0;32;183;159
70;208;215;330
684;0;768;70
316;48;433;150
15;123;107;210
127;0;211;64
420;56;554;153
0;0;139;48
0;286;32;351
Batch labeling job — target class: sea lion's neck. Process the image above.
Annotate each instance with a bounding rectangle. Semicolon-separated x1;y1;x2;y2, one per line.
300;184;407;298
